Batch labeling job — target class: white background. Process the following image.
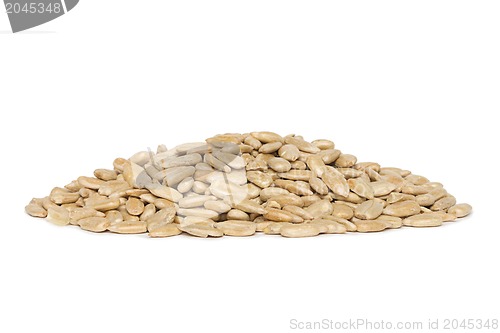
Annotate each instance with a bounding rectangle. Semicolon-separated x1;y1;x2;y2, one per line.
1;1;499;332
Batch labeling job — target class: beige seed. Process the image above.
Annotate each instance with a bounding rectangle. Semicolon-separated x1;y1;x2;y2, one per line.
215;220;256;236
255;220;274;232
278;144;300;161
274;179;313;196
259;187;290;201
332;192;365;204
146;207;176;231
149;223;182;237
268;194;304;207
192;180;209;194
177;208;219;220
206;134;242;145
123;161;152;189
245;183;261;199
379;167;411;177
126;197;145;216
304;200;333;219
305;155;326;177
370;181;397;197
178;222;223;238
227;209;250;220
160;153;203;169
239;144;253;153
204;154;231;173
46;206;70;226
244;135;262;149
78;217;110;232
429;188;448;201
177;177;194;193
125;189;150;197
433;211;457;222
94;169;118;181
282;205;314;220
49;187;80;205
180;216;215;226
335;154;357;168
118;205;139;222
448;203;472;218
431;196;457;211
386;192;416;204
374;215;403;229
77;176;105;190
321;167;349;197
245;159;267;171
154;198;175;209
98;180;131;196
331;203;354;220
353;162;381;172
403;213;443;227
354;200;384;220
365;168;382;182
309;176;329;195
284;135;320;153
318;149;341;164
204;200;231;213
401;184;429;195
380;173;406;191
278;170;313;181
267;157;292;173
383;201;421;217
156;166;196;186
416;193;437;207
259;141;283;154
108;221;148;234
234;199;266;215
265;200;281;209
264;208;301;223
178;195;214;208
213;151;245;169
25;201;47;218
348;178;374;200
106;210;124;224
311;139;335;150
323;216;357;232
246;171;273;188
64;180;82;192
85;198;121;212
251;131;284;144
71;207;105;223
309;219;346;234
209;180;248;203
354;220;390;233
113;157;128;173
280;223;322;238
263;222;292;235
290;160;307;170
129;151;151;166
146;184;183;202
301;195;322;206
336;168;364;179
405;174;430;185
157;144;168;153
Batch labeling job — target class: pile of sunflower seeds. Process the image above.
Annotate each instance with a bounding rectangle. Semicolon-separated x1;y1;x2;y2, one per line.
25;132;472;238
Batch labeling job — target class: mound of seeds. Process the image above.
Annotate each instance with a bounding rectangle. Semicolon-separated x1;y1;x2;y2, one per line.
25;132;472;238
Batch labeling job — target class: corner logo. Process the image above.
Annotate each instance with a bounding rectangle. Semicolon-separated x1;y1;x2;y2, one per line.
4;0;78;33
